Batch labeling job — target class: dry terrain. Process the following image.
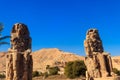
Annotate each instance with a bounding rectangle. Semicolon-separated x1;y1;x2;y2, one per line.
32;75;85;80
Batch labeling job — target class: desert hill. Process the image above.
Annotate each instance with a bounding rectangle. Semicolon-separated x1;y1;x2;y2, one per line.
31;48;84;72
112;56;120;70
0;48;119;73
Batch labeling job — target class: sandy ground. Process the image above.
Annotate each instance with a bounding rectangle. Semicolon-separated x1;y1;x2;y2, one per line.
32;75;85;80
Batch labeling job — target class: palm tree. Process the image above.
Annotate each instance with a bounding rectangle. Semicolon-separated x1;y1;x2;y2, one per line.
0;23;10;46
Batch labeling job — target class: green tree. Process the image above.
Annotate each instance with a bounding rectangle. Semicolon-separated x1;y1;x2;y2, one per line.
0;23;10;46
0;74;5;78
64;61;74;78
64;60;86;79
113;68;120;76
32;71;40;77
48;66;60;75
43;72;49;78
46;65;50;70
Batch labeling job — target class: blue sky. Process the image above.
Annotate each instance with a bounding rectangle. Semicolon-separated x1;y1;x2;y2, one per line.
0;0;120;56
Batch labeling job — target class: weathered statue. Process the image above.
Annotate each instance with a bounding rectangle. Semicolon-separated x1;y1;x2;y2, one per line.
6;23;33;80
84;29;113;80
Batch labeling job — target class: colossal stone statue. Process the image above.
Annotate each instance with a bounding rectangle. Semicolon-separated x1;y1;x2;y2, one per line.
84;29;113;80
6;23;33;80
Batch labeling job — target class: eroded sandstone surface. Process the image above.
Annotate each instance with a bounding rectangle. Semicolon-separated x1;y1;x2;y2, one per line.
84;29;113;80
6;23;33;80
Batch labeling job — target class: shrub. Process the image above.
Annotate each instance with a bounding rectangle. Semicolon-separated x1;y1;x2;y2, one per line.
43;72;49;78
113;68;120;76
46;65;50;70
64;60;86;79
32;71;40;77
0;74;5;78
48;66;60;75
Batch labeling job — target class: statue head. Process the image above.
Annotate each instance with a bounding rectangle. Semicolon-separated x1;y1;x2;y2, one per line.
11;23;31;52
